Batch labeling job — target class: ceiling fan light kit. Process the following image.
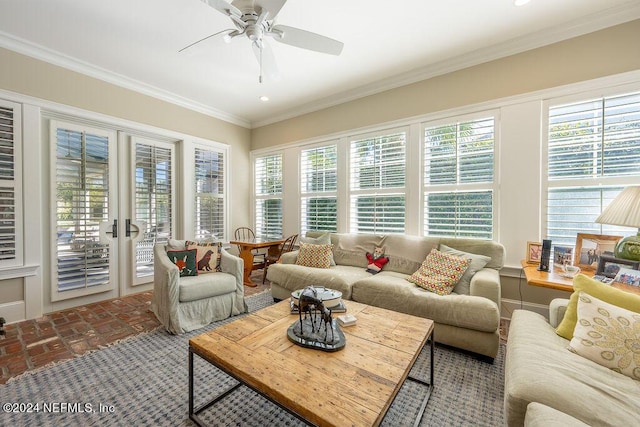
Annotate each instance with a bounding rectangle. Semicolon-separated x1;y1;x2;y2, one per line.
183;0;344;83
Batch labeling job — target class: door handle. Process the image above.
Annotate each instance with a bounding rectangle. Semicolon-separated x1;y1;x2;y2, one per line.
99;219;118;243
112;219;118;238
126;219;141;237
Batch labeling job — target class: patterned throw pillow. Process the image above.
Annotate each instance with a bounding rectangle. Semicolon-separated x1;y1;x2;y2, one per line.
295;243;334;269
186;241;222;274
301;233;336;266
166;249;198;277
568;292;640;380
406;248;471;296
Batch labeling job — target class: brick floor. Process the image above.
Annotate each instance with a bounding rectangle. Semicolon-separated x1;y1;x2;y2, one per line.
0;272;270;385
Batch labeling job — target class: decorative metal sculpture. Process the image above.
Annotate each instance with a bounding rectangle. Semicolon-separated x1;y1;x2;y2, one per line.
287;286;345;352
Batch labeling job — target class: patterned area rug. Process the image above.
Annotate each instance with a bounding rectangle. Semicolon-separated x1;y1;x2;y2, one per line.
3;291;504;426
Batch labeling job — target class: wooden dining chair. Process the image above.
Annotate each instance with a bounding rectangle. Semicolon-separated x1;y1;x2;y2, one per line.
263;234;298;283
234;227;266;270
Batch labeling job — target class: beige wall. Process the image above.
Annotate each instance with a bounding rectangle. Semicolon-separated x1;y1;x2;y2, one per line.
251;19;640;149
0;46;252;235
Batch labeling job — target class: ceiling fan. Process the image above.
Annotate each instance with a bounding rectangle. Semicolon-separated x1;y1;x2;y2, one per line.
181;0;344;82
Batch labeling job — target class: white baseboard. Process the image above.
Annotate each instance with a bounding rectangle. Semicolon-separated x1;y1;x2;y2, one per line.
501;298;549;321
0;300;25;324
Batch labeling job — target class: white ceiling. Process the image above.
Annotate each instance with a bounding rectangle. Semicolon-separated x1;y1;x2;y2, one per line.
1;0;639;128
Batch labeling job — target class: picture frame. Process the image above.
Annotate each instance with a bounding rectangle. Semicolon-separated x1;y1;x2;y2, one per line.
526;241;542;263
596;254;640;279
552;245;574;269
574;233;622;270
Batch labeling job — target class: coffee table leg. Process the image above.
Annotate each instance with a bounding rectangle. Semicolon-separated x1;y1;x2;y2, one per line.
405;330;434;427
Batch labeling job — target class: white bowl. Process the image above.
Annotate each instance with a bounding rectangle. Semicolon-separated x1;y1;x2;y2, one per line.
291;287;342;308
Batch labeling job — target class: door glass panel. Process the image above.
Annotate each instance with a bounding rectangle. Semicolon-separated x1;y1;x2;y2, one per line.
134;142;172;279
55;128;110;292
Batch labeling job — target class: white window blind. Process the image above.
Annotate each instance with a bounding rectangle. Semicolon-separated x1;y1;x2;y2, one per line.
547;92;640;245
195;147;225;240
423;117;495;239
349;130;406;234
255;153;283;239
134;142;172;278
0;101;20;264
300;144;337;233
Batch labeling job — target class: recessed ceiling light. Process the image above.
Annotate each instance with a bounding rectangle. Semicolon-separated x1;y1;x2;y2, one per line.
260;96;269;102
514;0;531;6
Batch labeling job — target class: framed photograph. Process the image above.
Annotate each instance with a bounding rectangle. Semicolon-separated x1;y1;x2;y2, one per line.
526;241;542;263
574;233;622;270
553;246;574;269
596;254;640;279
613;267;640;287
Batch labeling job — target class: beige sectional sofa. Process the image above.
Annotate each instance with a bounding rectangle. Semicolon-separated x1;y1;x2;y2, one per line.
266;232;505;360
505;300;640;426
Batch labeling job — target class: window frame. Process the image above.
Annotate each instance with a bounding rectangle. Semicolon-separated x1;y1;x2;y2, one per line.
543;89;640;246
193;144;227;241
0;99;23;268
420;110;499;240
300;142;338;234
253;152;284;239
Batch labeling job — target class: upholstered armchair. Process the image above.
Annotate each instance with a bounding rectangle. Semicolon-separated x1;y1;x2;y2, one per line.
151;243;247;334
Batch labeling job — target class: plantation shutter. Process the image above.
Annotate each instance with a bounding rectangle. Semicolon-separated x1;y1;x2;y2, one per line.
0;101;20;263
349;130;406;234
134;141;172;277
546;91;640;245
300;145;337;233
423;117;495;239
255;154;283;239
195;147;225;240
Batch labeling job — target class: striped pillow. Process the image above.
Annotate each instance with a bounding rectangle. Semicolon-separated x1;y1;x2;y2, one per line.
407;248;471;296
295;243;334;269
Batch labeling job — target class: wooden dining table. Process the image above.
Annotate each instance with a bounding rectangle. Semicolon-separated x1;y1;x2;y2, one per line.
230;238;285;287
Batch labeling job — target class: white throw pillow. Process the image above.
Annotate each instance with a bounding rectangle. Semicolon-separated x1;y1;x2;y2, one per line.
568;291;640;381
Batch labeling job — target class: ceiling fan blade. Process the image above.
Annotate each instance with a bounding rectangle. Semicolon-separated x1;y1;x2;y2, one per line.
178;29;235;53
270;25;343;55
252;41;280;81
257;0;287;19
206;0;242;18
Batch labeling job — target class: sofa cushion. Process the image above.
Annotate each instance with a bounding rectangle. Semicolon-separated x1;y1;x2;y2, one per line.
439;244;490;295
505;309;640;427
352;272;499;331
568;292;640;380
331;233;383;268
406;249;471;296
380;234;439;275
524;403;589;427
295;243;334;268
556;274;640;340
166;249;198;277
178;273;236;302
266;264;371;299
300;233;336;265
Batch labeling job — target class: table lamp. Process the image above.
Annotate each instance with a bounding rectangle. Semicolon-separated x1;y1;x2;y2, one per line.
595;186;640;261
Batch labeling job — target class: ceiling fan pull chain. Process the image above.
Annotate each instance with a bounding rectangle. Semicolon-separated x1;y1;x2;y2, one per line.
259;42;263;84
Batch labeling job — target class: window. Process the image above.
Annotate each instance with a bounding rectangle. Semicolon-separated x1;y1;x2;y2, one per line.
349;129;406;234
255;153;282;239
423;116;495;239
0;100;21;265
300;144;337;233
195;147;225;240
547;91;640;245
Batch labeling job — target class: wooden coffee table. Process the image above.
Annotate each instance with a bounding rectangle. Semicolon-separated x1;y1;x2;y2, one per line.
189;300;434;427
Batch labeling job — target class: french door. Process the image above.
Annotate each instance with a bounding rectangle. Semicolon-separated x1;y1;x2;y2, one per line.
51;121;175;301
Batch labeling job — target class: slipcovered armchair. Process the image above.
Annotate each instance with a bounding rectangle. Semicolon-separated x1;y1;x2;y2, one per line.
151;243;247;334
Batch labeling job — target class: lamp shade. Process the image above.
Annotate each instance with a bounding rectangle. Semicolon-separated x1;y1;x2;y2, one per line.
596;186;640;261
595;186;640;228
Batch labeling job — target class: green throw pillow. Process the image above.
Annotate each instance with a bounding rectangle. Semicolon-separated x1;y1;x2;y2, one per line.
555;274;640;340
166;249;198;277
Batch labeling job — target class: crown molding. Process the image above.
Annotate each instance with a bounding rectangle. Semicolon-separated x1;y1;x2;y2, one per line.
0;31;251;128
251;3;640;128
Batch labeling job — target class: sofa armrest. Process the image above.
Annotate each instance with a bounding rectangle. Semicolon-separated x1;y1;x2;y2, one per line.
280;250;298;264
220;247;244;292
549;298;570;328
470;268;501;311
152;244;182;333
